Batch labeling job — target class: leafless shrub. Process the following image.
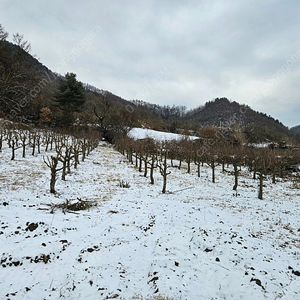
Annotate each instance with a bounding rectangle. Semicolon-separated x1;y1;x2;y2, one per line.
119;180;130;188
48;198;97;213
291;175;300;189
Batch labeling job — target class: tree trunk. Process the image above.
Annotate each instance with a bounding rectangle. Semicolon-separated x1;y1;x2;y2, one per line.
258;173;263;200
61;161;67;181
37;138;41;154
31;136;36;156
233;163;238;190
178;159;182;170
150;166;154;184
160;152;170;194
162;175;167;194
272;167;276;184
197;163;200;177
11;141;15;160
22;144;26;158
74;150;79;169
50;172;56;193
279;167;284;178
67;157;71;174
211;160;215;183
144;156;148;177
46;156;60;194
150;156;155;184
139;156;142;172
187;159;191;173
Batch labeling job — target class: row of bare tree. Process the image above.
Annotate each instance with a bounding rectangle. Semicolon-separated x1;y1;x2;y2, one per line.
0;126;100;193
43;135;99;193
115;134;300;199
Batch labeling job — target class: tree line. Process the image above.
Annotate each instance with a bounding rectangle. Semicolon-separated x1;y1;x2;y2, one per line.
0;123;100;194
114;129;300;199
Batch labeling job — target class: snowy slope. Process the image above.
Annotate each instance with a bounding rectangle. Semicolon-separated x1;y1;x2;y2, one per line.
0;140;300;299
128;128;198;141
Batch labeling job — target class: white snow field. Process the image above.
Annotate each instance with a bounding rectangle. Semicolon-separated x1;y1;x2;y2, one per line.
128;128;198;141
0;138;300;300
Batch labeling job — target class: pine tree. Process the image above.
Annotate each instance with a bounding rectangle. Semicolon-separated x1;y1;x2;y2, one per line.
54;72;85;127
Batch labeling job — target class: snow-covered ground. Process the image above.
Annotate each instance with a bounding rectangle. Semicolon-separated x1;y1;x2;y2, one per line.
129;128;198;141
0;138;300;299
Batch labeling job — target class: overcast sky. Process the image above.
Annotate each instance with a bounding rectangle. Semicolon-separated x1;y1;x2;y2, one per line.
1;0;300;126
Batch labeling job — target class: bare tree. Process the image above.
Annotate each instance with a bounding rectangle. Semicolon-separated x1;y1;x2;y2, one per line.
7;131;21;160
71;138;82;169
57;144;73;180
157;144;171;194
122;136;134;164
44;155;63;193
148;153;157;185
193;140;203;178
19;130;29;158
145;139;158;184
0;128;7;152
43;131;54;152
182;139;193;173
30;130;39;156
81;138;87;162
255;149;272;200
206;150;218;183
12;33;31;53
140;138;156;177
231;151;243;191
0;24;8;41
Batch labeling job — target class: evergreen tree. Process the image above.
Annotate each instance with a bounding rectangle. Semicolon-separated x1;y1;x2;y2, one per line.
54;72;85;127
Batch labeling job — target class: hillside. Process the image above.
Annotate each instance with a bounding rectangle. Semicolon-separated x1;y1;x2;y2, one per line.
0;40;58;121
0;131;300;299
185;97;296;143
291;125;300;135
0;40;166;132
0;39;298;143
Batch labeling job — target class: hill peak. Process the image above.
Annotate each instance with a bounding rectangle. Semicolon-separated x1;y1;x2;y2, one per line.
185;97;295;143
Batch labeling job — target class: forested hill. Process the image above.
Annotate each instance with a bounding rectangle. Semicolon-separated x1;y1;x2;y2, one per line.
0;38;298;143
291;125;300;135
0;40;58;121
0;40;54;75
0;40;136;126
184;97;296;143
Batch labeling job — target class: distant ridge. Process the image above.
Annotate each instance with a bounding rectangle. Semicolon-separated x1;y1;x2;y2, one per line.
291;125;300;135
185;97;296;143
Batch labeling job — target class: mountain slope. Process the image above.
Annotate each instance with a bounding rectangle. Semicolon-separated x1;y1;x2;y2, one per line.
185;97;296;143
0;40;139;127
291;125;300;135
0;40;297;143
0;40;58;121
